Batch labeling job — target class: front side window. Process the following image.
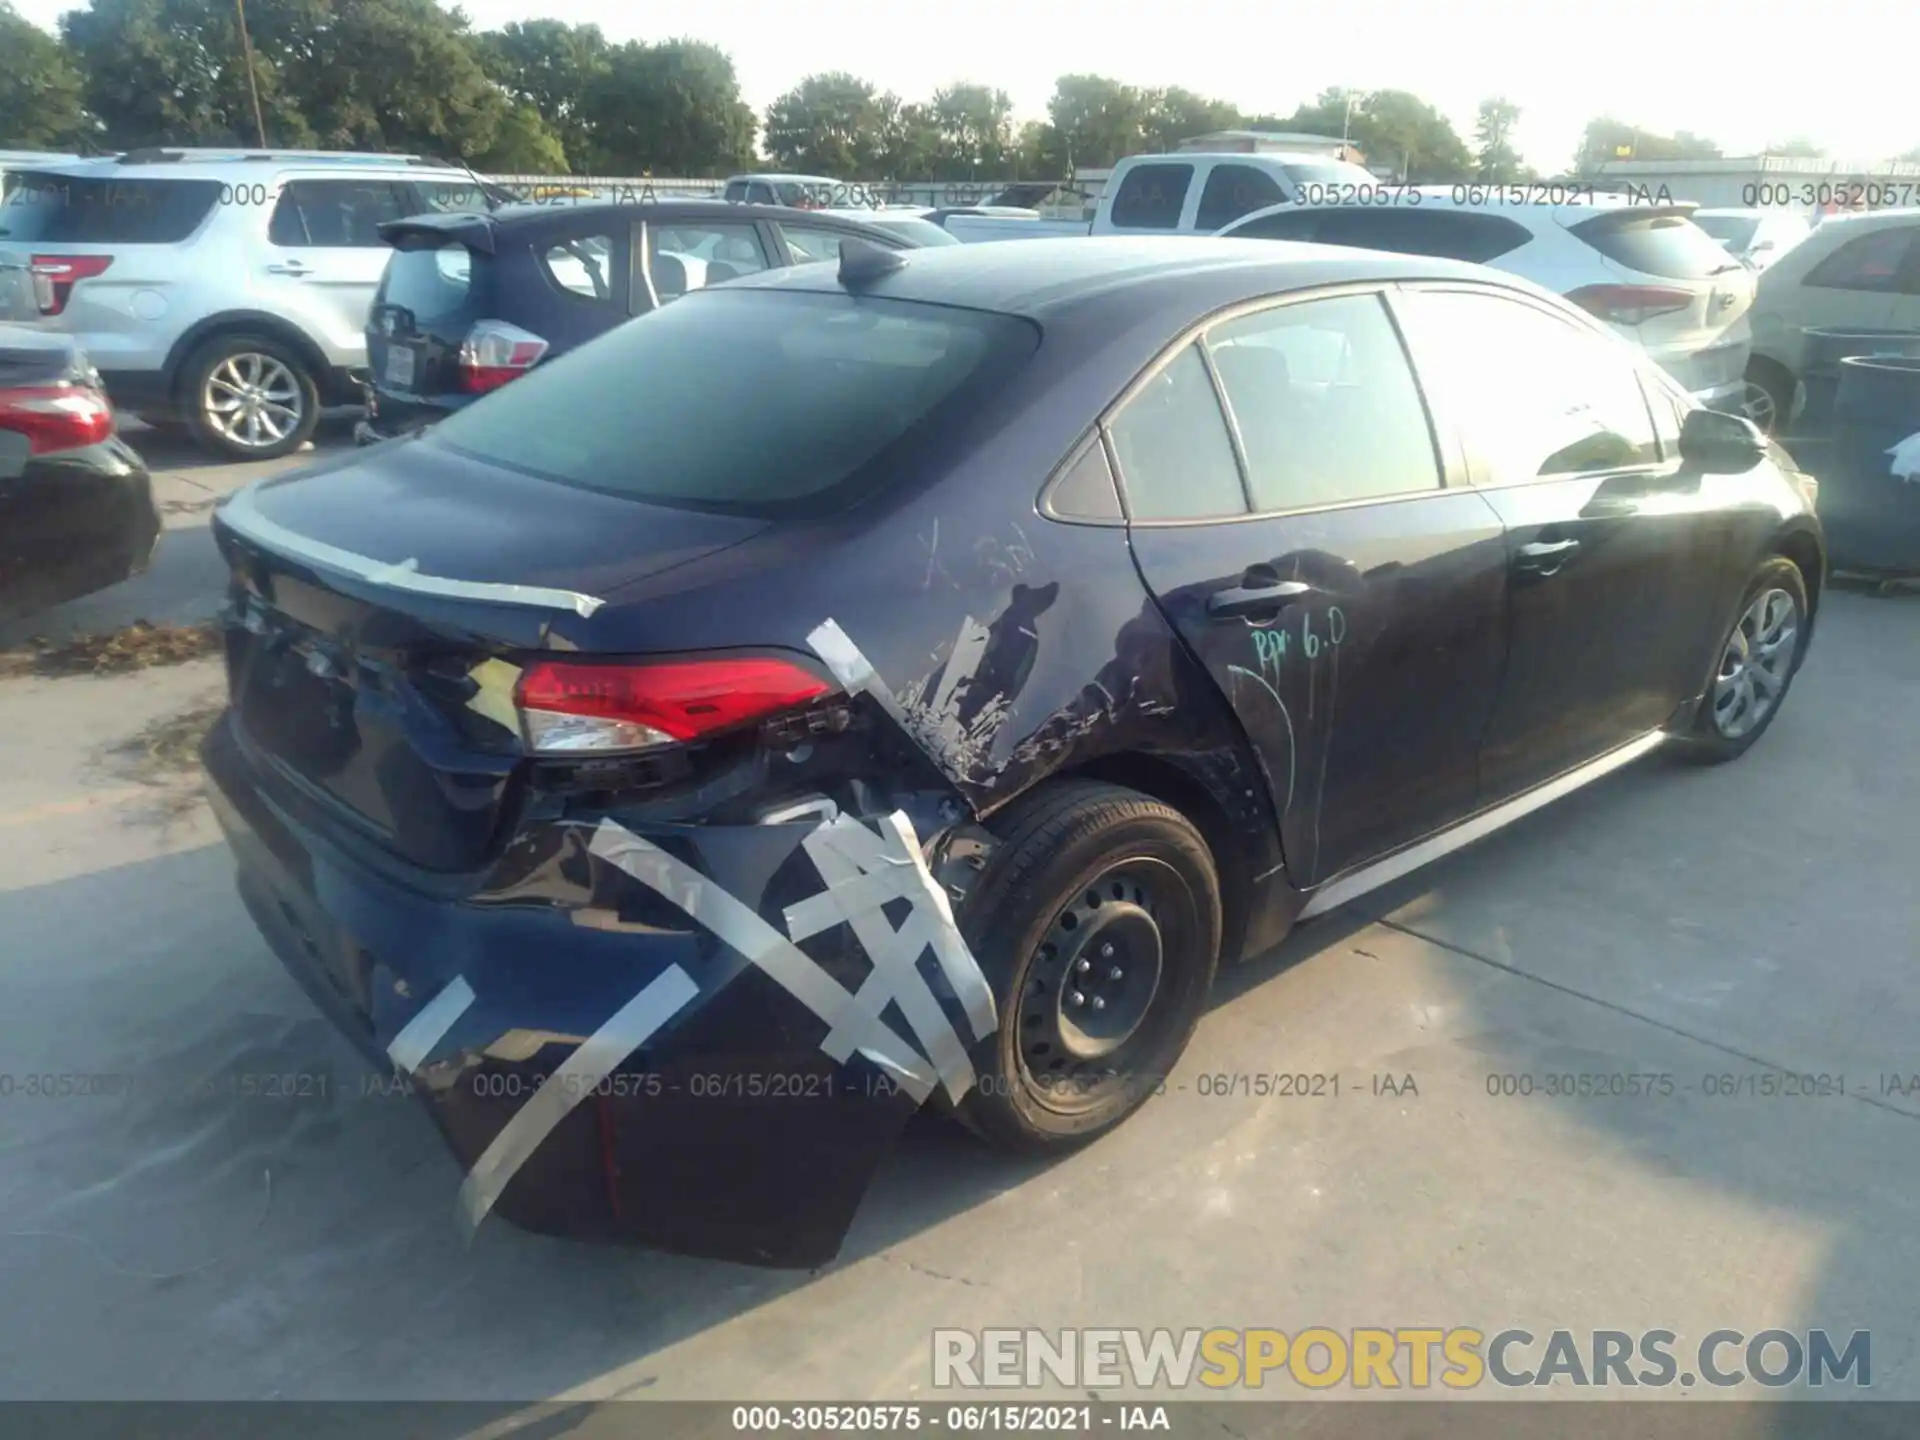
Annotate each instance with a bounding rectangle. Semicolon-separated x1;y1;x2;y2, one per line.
1105;345;1246;520
1395;289;1662;483
269;180;413;248
1207;293;1442;512
1108;164;1193;230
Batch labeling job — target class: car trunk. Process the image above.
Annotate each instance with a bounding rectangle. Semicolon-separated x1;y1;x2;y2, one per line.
1560;205;1755;394
212;440;767;873
366;233;492;422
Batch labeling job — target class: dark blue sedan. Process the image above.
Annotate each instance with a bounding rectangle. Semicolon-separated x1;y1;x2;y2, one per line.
202;235;1824;1266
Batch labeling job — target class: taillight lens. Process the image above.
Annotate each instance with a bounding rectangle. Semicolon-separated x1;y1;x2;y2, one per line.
457;319;548;393
515;655;834;754
1566;284;1694;326
30;254;114;316
0;384;115;454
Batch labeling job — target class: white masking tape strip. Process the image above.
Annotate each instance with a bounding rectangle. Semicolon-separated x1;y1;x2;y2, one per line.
807;618;915;733
587;821;937;1103
457;964;699;1234
386;975;476;1074
803;823;977;1103
806;811;998;1045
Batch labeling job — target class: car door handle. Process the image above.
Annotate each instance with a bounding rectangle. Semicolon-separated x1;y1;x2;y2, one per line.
266;262;312;277
1207;579;1312;617
1514;538;1581;573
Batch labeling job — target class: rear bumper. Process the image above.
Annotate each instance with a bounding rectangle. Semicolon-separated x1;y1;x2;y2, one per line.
200;711;931;1267
0;438;159;623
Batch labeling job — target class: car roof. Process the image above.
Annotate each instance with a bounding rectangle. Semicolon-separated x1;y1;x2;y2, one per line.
1804;206;1920;234
714;234;1531;321
381;200;911;252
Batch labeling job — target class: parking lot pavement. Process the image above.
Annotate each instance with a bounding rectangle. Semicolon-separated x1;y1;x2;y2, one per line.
0;418;358;649
0;584;1914;1404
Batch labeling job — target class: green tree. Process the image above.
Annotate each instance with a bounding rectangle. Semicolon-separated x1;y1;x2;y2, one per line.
473;99;566;172
255;0;511;160
762;71;885;174
61;0;312;148
1139;85;1242;153
1574;117;1721;173
871;93;941;177
1472;96;1525;180
926;82;1012;178
1045;74;1150;170
1769;137;1825;157
477;19;610;171
1275;87;1471;180
580;39;755;176
0;3;93;149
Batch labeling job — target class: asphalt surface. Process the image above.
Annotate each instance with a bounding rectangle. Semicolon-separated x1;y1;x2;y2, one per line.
0;427;1916;1408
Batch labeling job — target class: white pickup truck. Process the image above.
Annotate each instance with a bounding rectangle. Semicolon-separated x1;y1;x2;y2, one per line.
942;151;1383;243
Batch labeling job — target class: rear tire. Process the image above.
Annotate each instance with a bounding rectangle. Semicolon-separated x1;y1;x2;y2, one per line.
180;333;319;462
1675;556;1810;763
953;780;1221;1156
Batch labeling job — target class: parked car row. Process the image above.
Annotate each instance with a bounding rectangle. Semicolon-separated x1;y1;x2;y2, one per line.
200;232;1824;1266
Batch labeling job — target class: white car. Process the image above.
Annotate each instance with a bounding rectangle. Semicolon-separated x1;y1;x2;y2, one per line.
810;207;962;246
1219;190;1756;411
1692;208;1813;272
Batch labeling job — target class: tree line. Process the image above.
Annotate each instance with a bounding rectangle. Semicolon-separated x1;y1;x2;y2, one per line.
3;0;1909;180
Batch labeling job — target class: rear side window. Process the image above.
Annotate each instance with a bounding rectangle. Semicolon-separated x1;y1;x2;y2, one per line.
411;180;495;215
1803;226;1920;293
1311;208;1532;263
541;233;616;303
1207;294;1442;512
1106;345;1246;520
1195;164;1287;231
426;290;1039;517
647;222;770;303
270;179;414;247
1569;212;1739;279
0;172;220;243
1109;164;1193;230
378;242;479;326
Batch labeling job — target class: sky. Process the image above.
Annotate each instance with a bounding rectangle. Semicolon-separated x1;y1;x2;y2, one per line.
17;0;1912;173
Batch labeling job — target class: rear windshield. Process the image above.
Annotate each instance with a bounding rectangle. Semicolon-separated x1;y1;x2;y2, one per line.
0;171;222;243
1693;214;1761;251
1280;161;1381;190
377;242;482;327
427;289;1040;517
1571;212;1742;279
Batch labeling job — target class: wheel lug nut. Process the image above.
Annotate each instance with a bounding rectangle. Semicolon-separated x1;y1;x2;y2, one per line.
1076;959;1091;974
1071;991;1086;1007
1091;996;1106;1011
1100;943;1114;958
1109;967;1123;981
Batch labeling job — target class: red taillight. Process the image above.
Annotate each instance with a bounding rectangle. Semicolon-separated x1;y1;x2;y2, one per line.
30;254;113;316
1566;284;1693;326
0;384;115;454
457;319;548;393
514;655;834;754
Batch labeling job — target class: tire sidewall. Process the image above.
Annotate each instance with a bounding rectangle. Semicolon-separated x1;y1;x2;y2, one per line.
1690;556;1810;757
958;801;1221;1149
182;335;319;461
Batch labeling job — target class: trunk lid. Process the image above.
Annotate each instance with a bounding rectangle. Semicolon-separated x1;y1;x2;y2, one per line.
213;440;767;871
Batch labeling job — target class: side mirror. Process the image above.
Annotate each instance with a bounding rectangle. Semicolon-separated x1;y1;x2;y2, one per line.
1678;406;1768;471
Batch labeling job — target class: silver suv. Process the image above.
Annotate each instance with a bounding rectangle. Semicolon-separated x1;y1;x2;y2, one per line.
0;149;499;459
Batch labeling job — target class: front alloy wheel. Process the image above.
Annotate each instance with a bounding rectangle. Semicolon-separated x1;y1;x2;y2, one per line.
1712;587;1798;739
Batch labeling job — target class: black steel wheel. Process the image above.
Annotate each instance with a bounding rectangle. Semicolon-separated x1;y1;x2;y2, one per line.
954;780;1221;1155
